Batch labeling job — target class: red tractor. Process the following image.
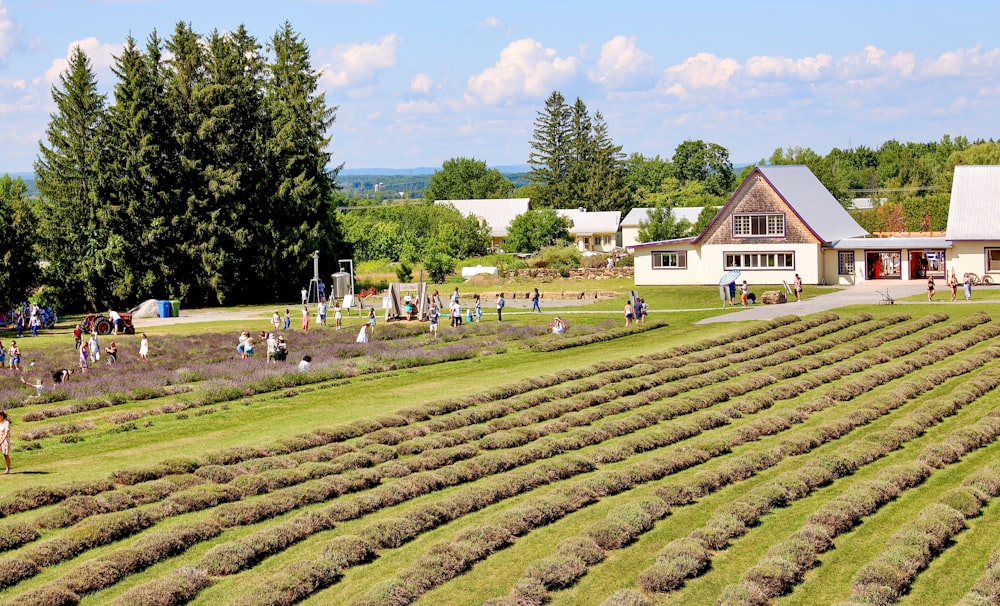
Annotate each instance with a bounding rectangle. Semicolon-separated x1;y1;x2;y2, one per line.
81;312;135;336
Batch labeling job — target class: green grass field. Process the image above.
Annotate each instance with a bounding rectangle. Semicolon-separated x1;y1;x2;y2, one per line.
0;284;998;606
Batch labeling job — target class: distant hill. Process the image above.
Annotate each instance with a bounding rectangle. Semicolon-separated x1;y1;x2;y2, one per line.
338;164;530;176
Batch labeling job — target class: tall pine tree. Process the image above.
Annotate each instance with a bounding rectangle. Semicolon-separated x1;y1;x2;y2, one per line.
263;21;342;300
527;91;571;208
34;46;108;310
583;111;628;211
101;33;173;303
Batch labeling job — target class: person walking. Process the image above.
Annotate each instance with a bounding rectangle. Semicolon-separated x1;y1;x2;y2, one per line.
0;411;11;474
0;341;6;369
428;305;439;339
531;288;541;313
624;300;634;327
740;281;749;306
271;311;281;331
317;300;327;326
949;272;958;301
139;333;149;361
301;287;308;305
927;276;935;301
79;340;89;373
283;308;291;331
496;293;505;322
474;294;482;322
73;324;83;351
793;274;803;302
334;301;343;330
964;273;973;300
89;332;100;363
301;305;310;331
368;307;376;334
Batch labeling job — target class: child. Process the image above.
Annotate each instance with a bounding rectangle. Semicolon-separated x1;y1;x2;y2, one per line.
429;305;439;339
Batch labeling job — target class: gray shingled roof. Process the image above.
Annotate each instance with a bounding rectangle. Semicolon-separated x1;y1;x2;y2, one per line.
946;165;1000;240
756;165;869;242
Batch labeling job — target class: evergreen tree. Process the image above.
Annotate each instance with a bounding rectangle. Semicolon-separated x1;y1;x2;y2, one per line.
164;21;209;304
265;21;343;300
0;176;39;305
102;33;172;304
583;111;628;211
527;91;571;207
566;97;593;205
194;26;267;304
34;46;108;310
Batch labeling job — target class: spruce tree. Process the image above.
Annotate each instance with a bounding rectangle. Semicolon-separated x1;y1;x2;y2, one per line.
34;46;108;310
566;97;593;207
263;21;342;300
164;21;209;304
583;111;629;211
527;91;571;208
102;34;172;303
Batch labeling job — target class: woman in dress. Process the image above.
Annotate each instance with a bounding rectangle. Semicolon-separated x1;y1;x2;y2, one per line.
334;302;343;330
139;333;149;361
356;323;369;343
301;305;309;331
0;411;11;474
79;340;89;372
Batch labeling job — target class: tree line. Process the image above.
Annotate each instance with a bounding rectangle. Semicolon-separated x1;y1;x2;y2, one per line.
20;21;344;311
7;35;999;310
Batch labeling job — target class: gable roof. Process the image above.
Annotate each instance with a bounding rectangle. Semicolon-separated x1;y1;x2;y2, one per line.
621;207;705;227
436;198;530;238
556;209;622;235
946;165;1000;240
696;165;867;243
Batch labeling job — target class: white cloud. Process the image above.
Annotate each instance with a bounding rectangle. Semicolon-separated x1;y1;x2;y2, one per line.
41;37;123;87
410;73;433;95
922;44;1000;78
744;54;832;80
664;52;741;93
0;3;21;62
396;99;441;114
464;38;579;105
320;34;399;88
835;45;915;82
479;16;503;28
589;35;655;89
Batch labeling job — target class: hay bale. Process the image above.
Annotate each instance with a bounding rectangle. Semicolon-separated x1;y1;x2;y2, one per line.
761;291;787;305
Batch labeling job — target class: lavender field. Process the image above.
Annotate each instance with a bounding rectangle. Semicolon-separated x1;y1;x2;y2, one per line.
0;309;997;606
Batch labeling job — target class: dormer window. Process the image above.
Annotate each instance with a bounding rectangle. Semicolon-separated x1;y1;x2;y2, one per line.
733;213;785;237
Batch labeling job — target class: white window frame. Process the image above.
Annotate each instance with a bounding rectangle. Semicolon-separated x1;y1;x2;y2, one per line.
652;251;687;269
724;251;794;270
838;251;855;275
732;213;785;237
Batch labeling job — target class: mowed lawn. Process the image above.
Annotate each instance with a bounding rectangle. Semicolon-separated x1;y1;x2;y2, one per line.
0;284;997;606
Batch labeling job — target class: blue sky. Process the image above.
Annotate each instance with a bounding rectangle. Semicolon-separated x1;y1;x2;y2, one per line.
0;0;998;172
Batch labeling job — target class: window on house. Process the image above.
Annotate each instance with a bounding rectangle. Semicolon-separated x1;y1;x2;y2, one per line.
838;251;855;275
724;252;794;269
652;251;687;269
987;248;1000;272
732;213;785;237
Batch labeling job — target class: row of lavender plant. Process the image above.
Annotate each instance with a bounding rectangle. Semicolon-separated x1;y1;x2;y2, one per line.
189;319;1000;606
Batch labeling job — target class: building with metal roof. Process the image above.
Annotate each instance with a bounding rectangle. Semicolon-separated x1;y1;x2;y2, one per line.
436;198;530;250
946;165;1000;282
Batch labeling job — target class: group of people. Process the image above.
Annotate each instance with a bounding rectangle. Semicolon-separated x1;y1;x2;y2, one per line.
939;272;974;301
623;298;649;326
4;303;52;338
237;330;290;363
0;340;21;371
